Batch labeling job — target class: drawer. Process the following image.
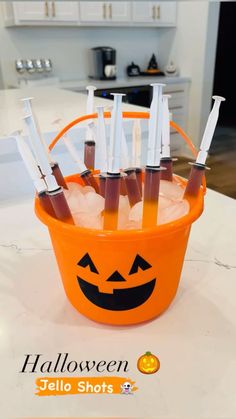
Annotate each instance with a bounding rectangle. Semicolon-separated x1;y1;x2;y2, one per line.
164;82;189;94
169;92;185;109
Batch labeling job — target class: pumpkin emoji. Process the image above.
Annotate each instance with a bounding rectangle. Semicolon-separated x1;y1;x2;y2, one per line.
137;352;160;374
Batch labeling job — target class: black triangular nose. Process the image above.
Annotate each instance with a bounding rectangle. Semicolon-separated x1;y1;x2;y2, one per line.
106;270;126;282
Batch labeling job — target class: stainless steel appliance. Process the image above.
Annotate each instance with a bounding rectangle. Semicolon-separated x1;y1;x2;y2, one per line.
89;46;116;80
94;85;152;107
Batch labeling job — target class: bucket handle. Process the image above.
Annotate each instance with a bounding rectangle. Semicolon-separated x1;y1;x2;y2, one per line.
49;111;206;194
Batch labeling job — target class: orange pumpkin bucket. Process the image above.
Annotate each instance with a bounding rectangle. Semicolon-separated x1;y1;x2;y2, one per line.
35;112;205;326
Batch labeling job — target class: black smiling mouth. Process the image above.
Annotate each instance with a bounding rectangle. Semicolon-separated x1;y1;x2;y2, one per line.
77;277;156;311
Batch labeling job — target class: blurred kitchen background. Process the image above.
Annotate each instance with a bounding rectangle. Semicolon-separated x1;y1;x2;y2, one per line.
0;1;235;199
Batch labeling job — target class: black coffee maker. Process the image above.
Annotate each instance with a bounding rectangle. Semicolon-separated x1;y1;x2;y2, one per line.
89;46;116;80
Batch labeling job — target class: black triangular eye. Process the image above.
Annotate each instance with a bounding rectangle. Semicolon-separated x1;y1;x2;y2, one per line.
77;253;99;274
129;254;152;275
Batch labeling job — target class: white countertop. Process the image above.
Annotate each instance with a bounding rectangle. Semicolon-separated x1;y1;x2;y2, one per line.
1;188;236;418
60;75;190;91
0;85;146;140
0;75;190;140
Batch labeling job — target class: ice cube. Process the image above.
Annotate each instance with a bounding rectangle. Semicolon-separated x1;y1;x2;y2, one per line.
118;195;130;229
159;180;184;200
67;182;84;194
73;212;103;229
158;199;189;225
158;195;173;210
66;190;87;214
82;185;96;195
85;192;105;215
129;201;143;222
126;220;142;230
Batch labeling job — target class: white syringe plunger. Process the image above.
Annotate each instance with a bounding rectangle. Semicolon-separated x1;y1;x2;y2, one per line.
23;114;58;192
63;136;88;174
132;119;141;168
86;85;97;115
196;95;225;165
147;83;166;167
86;85;97;141
14;131;46;194
161;94;171;158
21;97;53;164
108;93;126;174
96;106;108;173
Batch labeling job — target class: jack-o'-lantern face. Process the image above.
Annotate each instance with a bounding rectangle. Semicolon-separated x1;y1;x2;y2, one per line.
137;352;160;374
77;253;156;311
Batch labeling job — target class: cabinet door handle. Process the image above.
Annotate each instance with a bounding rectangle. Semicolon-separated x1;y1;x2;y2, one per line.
51;0;56;17
103;3;106;19
152;5;156;20
156;5;160;19
45;0;49;17
109;3;112;19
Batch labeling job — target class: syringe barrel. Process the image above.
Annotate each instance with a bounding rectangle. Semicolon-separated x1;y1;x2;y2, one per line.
160;158;173;181
142;167;161;228
184;164;205;198
144;167;161;203
84;140;95;170
104;175;121;230
99;175;106;198
38;191;55;217
135;168;143;198
80;170;99;193
120;177;127;196
48;188;74;224
51;162;68;189
124;169;142;207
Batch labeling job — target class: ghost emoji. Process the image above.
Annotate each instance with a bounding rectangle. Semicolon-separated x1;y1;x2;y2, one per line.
120;381;133;395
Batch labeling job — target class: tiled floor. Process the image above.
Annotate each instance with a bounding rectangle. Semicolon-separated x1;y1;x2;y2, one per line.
175;126;236;199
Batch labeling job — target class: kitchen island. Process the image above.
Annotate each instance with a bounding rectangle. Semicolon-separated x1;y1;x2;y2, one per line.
0;85;147;201
0;187;236;418
0;85;146;139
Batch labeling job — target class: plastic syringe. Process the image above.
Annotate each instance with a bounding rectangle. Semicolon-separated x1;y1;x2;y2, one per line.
23;113;74;224
184;95;225;199
14;131;55;217
103;93;125;230
132;119;142;197
63;136;99;193
122;129;142;207
84;85;97;170
22;97;67;189
143;83;165;228
160;94;173;181
96;106;108;197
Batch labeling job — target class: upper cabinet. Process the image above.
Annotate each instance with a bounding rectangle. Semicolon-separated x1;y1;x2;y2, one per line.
132;2;176;26
4;1;79;25
3;1;176;27
80;2;131;24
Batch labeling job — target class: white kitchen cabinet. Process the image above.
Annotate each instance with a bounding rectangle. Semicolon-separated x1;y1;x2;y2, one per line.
3;1;175;27
79;2;106;23
79;2;130;24
4;1;79;25
132;1;176;26
13;2;49;22
49;2;79;22
110;2;131;22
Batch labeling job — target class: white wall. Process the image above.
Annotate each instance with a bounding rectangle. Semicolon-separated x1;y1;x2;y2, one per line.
0;7;161;87
0;2;220;149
